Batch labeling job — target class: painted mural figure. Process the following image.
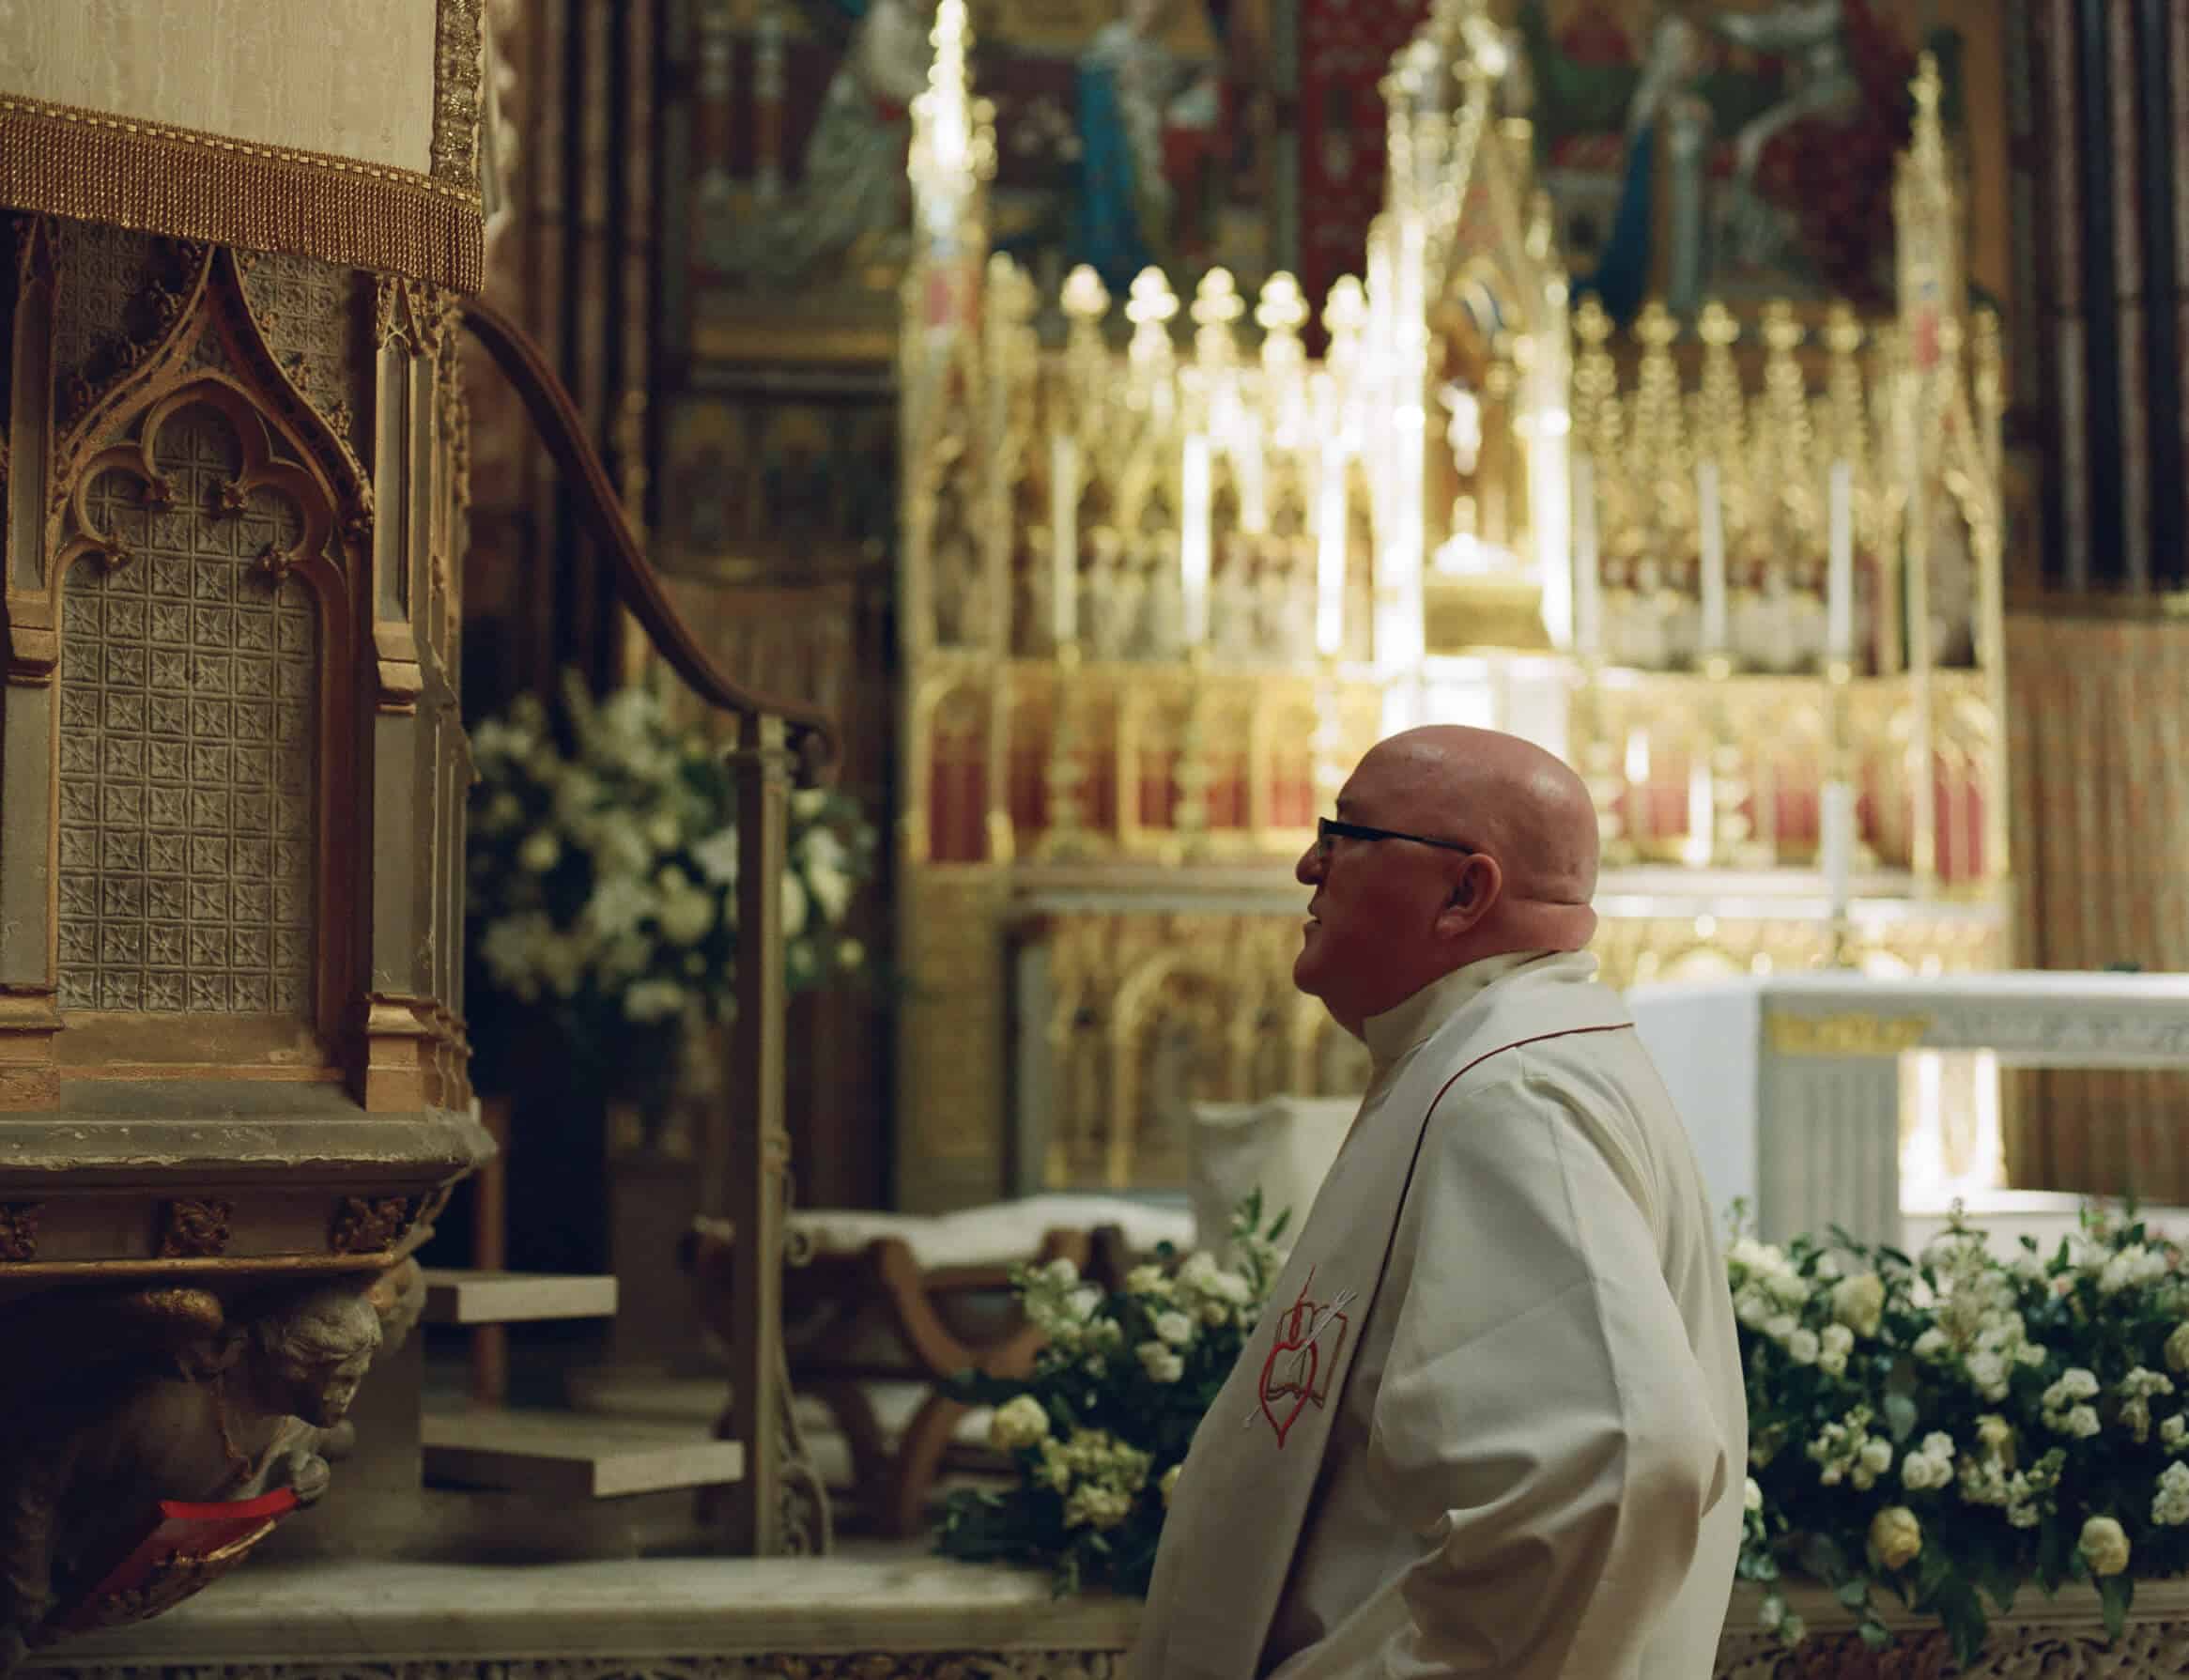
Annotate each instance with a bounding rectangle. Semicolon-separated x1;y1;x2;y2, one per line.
1519;1;1950;316
1074;0;1226;290
731;0;935;286
1709;0;1858;266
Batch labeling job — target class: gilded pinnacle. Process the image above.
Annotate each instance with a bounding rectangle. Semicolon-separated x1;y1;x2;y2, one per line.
1061;265;1110;323
1125;269;1179;329
1256;273;1309;337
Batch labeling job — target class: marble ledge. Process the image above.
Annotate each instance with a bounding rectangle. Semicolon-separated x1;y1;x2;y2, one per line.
30;1556;1142;1669
33;1561;2189;1673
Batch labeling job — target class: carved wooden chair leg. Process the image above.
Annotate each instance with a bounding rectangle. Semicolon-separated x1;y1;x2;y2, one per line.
886;1390;973;1538
809;1379;890;1510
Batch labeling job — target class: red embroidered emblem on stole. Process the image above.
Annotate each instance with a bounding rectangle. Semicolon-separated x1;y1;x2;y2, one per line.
1254;1268;1353;1447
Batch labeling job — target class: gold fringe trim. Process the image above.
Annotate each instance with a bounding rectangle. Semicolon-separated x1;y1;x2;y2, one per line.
0;95;481;294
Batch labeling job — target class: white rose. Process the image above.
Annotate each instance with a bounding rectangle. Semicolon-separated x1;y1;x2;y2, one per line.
1967;1350;2009;1398
1155;1310;1195;1347
1765;1270;1811;1306
1831;1272;1887;1337
1870;1505;1922;1571
1913;1327;1950;1361
645;811;681;852
517;829;562;872
1126;1264;1170;1297
2167;1321;2189;1376
624;979;686;1023
781;872;809;938
1820;1324;1855;1358
691;826;741;887
1763;1314;1797;1344
593;813;653;878
2064;1405;2101;1439
838;937;867;970
1063;1484;1133;1531
2164;1414;2188;1450
989;1395;1052;1451
1786;1329;1820;1365
658;887;717;946
1858;1439;1894;1478
1041;1256;1080;1287
1136;1340;1185;1384
1744;1476;1764;1515
2080;1515;2131;1577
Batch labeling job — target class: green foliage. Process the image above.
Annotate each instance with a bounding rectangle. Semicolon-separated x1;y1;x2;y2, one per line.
933;1193;1287;1595
1734;1202;2189;1666
464;672;878;1096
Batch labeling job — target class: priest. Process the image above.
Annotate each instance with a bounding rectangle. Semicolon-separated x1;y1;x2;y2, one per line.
1133;726;1748;1678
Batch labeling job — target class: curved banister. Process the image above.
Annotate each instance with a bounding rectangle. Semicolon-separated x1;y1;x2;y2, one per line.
458;294;840;775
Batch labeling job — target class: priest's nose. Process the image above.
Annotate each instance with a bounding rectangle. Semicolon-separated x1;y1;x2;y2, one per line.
1296;841;1325;886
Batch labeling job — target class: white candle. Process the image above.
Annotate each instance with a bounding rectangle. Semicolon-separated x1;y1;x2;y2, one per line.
1239;433;1268;536
1573;455;1601;658
1181;433;1213;647
1050;433;1079;647
1685;759;1714;868
1827;459;1854;661
1316;447;1348;658
1821;779;1855;921
1697;459;1727;653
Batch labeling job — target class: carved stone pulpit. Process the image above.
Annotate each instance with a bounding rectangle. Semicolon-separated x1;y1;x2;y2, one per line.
0;4;492;1657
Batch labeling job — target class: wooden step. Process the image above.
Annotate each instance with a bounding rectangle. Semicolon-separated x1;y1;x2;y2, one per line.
422;1407;745;1500
421;1269;618;1326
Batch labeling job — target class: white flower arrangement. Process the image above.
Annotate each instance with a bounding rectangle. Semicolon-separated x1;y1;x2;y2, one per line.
1738;1201;2189;1667
934;1194;1287;1595
465;674;876;1092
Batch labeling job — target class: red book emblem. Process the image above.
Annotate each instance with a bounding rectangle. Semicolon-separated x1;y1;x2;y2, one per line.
1253;1269;1354;1447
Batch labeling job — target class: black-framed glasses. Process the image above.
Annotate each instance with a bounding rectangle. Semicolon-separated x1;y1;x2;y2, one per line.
1316;816;1477;859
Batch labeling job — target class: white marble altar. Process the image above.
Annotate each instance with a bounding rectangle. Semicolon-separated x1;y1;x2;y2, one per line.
1627;970;2189;1248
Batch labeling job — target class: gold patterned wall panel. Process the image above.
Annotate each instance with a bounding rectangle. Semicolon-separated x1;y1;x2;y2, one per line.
1035;909;1370;1193
895;868;1013;1212
2006;610;2189;1201
1020;897;2004;1194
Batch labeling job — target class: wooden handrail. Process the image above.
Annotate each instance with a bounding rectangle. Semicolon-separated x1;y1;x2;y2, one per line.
457;294;840;775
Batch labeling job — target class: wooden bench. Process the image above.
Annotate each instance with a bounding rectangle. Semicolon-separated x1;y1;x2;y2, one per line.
682;1196;1191;1535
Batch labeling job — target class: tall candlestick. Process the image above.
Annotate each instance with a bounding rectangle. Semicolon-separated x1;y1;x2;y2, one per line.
1316;447;1348;658
1826;459;1854;661
1573;455;1600;658
1180;433;1213;647
1820;780;1855;923
1050;434;1079;647
1697;458;1727;653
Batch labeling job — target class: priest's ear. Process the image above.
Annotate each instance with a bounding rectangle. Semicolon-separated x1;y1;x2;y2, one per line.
1437;854;1500;935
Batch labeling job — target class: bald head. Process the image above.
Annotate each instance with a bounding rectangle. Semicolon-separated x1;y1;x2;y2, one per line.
1363;726;1601;917
1294;727;1601;1033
